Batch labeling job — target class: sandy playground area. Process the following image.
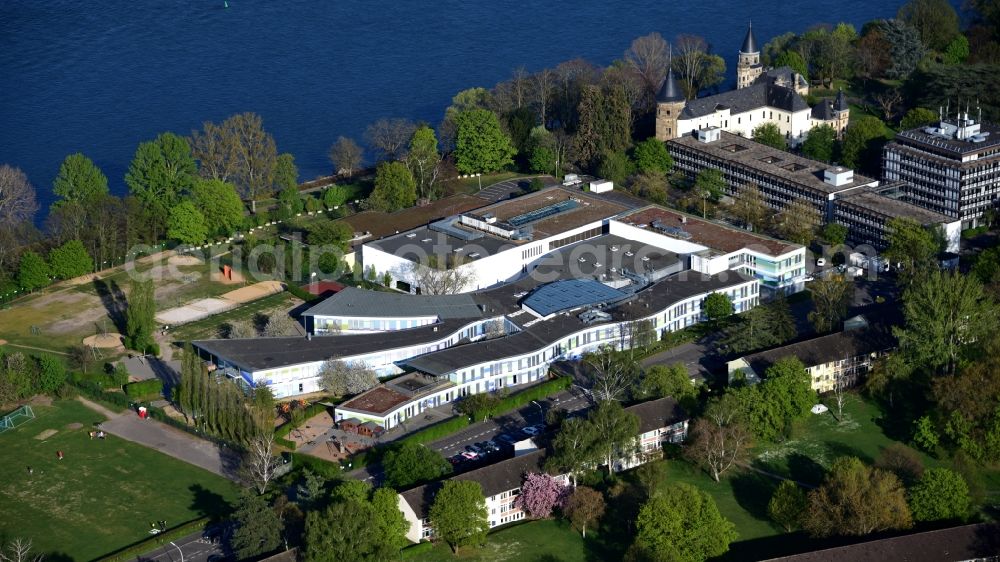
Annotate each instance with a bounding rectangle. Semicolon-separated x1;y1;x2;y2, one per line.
82;333;124;349
154;280;286;325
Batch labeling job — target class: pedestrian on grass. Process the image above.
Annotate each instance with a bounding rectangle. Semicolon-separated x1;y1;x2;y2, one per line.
56;451;64;460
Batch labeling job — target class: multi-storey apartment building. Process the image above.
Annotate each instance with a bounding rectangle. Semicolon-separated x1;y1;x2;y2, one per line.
883;111;1000;229
398;397;689;543
727;323;894;392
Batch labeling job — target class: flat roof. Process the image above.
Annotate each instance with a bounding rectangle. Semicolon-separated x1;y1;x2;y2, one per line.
302;286;485;319
366;225;517;261
530;234;684;280
836;188;955;226
669;130;877;195
894;119;1000;157
340;195;484;249
337;386;410;416
619;206;800;256
475;186;629;239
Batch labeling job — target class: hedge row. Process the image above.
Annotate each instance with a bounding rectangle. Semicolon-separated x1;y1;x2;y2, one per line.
399;416;471;446
470;376;572;421
286;283;322;303
97;518;209;561
275;436;296;450
70;379;131;410
290;452;342;479
124;379;163;399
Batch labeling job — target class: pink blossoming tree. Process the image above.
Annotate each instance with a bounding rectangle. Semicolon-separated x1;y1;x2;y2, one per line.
515;472;569;518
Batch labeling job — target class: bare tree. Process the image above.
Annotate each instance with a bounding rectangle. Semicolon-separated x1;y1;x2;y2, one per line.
364;118;416;161
830;369;850;423
625;32;669;95
319;359;379;396
601;65;650;122
328;136;364;177
674;34;708;100
191;113;278;212
584;345;639;402
483;319;507;339
240;432;281;495
0;165;37;225
511;66;530;109
685;417;753;482
396;257;475;295
729;182;768;232
874;89;904;122
532;69;556;127
0;538;42;562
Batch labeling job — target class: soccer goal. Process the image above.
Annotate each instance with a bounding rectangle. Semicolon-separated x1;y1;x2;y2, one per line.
0;405;35;433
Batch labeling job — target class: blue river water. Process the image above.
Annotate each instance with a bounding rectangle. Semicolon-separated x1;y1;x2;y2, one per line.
1;0;902;214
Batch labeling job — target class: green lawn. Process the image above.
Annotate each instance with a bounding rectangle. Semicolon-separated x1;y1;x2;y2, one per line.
0;400;239;561
752;395;940;485
407;519;600;562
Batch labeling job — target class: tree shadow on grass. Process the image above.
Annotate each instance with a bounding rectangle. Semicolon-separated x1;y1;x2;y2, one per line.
729;471;779;522
189;483;232;519
93;278;128;334
786;453;826;486
825;441;873;465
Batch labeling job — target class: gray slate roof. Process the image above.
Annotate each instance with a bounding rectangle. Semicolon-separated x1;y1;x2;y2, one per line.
680;80;809;119
301;286;484;320
625;397;687;434
657;70;684;103
741;23;759;53
742;328;895;376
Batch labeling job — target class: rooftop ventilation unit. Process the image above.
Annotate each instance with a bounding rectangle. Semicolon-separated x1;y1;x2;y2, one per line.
508;199;579;227
406;233;417;238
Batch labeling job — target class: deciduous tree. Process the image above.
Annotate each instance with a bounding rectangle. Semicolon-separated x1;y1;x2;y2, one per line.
898;0;960;50
632;138;673;174
908;467;970;522
429;481;489;554
382;442;451;489
584;345;639;402
190;178;245;236
328;136;364;177
515;472;568;518
588;400;640;471
48;239;93;279
454;109;516;174
597;150;635;185
368;161;416;212
125;132;197;215
365;118;416;161
685;413;753;482
632;482;737;562
721;297;797;355
752;123;787;150
305;500;397;562
319;359;379;396
52;153;108;208
640;364;695;404
801;124;838;163
802;456;912;537
16;251;49;292
167;201;209;245
694;168;725;218
546;417;599;487
125;278;155;353
841;115;887;173
900;107;939;130
768;480;807;532
240;432;281;495
0;165;37;225
703;292;734;323
808;274;852;333
775;198;820;245
625;32;669;95
190;113;279;211
406;125;442;200
274;153;298;191
729;182;768;232
563;486;604;538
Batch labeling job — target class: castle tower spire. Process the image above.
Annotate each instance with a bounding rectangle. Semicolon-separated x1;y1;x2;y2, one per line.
736;20;762;89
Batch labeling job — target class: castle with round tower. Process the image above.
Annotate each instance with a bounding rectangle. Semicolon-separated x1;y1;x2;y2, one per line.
656;23;849;146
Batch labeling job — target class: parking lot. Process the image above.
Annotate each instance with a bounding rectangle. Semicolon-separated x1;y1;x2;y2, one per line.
475;175;557;202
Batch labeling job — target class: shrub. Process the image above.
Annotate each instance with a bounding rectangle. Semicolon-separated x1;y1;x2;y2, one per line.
286;283;321;303
401;541;435;559
291;452;342;479
401;416;471;445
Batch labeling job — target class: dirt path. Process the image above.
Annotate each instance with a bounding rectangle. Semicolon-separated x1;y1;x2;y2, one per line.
76;396;239;480
3;343;70;355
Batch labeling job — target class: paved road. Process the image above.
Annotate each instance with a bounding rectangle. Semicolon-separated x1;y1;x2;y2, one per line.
640;342;717;381
474;175;557;202
78;397;240;481
346;387;592;483
137;527;228;562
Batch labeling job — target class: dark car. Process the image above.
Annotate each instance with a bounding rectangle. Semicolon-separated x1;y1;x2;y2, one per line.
448;455;462;465
497;433;519;445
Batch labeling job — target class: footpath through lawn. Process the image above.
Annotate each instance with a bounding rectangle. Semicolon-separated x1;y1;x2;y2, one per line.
0;399;239;561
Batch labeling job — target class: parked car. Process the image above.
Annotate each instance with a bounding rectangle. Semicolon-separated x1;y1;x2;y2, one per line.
460;451;478;460
465;444;483;455
448;455;462;465
497;433;519;445
521;426;541;436
816;258;826;267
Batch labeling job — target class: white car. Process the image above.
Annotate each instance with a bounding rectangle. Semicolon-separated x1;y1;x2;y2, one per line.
521;426;541;436
816;258;826;267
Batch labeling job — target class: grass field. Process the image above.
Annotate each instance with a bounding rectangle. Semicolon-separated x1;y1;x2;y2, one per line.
0;399;239;561
167;292;300;344
407;519;599;562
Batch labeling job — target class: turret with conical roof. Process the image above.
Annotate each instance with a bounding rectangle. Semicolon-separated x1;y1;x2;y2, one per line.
657;69;684;103
834;89;849;112
737;21;763;89
655;68;686;141
740;21;759;54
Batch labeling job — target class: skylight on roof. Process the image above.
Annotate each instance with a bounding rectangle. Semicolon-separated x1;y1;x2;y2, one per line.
782;163;808;172
722;144;749;153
